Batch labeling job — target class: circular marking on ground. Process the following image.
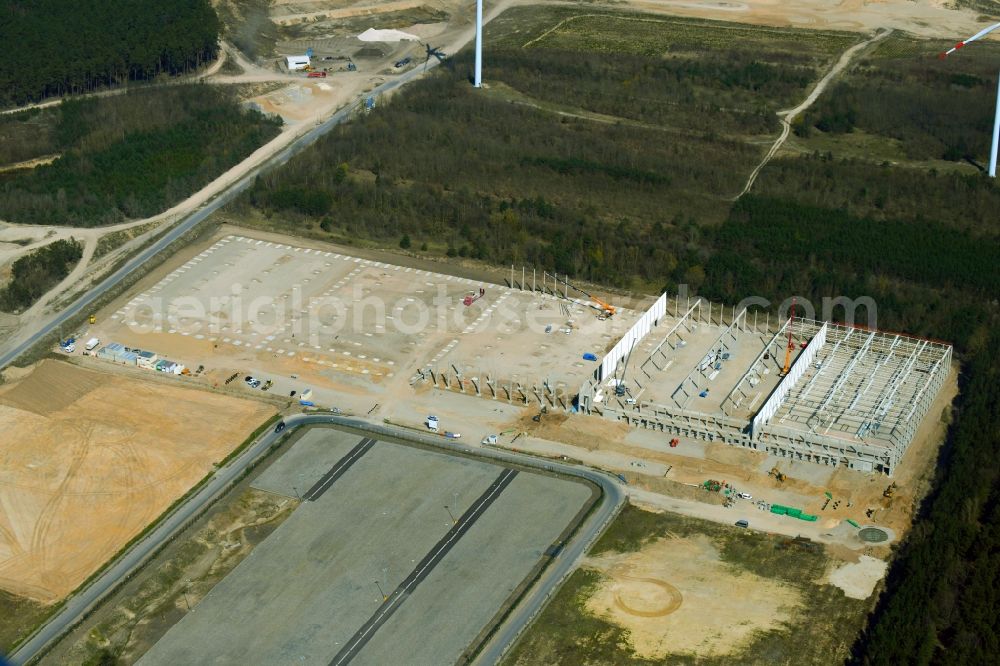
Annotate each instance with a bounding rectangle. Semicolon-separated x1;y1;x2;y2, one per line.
613;575;683;618
858;527;890;543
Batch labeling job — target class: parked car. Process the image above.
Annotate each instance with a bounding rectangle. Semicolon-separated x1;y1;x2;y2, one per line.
425;415;439;431
738;492;752;500
735;519;749;528
394;57;411;68
274;421;286;433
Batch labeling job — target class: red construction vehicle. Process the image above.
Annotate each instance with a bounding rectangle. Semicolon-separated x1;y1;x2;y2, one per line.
463;287;485;306
307;71;327;78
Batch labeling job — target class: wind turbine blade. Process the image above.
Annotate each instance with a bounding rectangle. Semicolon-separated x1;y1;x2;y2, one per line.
966;21;1000;44
940;21;1000;57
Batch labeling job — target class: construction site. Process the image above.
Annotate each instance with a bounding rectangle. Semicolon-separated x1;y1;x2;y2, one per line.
82;229;954;495
576;298;952;476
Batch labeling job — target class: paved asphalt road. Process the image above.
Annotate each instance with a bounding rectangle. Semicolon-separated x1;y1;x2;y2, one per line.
10;413;624;665
0;63;433;372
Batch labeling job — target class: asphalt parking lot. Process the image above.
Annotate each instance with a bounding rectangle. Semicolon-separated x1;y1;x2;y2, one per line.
139;426;592;665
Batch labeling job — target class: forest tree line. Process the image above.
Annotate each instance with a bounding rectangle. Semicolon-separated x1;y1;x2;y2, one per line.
0;238;82;312
798;37;1000;164
0;0;221;106
0;85;282;226
236;48;1000;662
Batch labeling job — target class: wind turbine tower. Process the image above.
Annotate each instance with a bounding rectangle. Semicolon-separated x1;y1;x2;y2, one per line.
941;22;1000;177
474;0;483;88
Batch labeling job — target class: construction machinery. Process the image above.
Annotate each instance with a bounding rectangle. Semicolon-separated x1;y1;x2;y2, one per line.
559;277;616;318
463;287;485;306
883;482;898;498
89;315;96;324
781;297;796;376
769;467;787;483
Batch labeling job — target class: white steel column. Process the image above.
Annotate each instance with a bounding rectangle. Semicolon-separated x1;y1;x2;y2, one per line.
474;0;483;88
990;70;999;177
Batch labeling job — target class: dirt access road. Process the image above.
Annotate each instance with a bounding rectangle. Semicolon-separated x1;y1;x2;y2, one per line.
738;27;892;197
0;0;519;368
1;0;991;364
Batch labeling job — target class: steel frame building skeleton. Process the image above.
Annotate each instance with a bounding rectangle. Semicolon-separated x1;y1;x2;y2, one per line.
578;296;951;475
406;258;951;475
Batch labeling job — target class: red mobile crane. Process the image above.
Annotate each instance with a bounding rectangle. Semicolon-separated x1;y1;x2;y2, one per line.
781;297;796;376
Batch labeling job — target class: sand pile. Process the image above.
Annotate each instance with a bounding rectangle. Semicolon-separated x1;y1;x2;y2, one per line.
358;28;420;42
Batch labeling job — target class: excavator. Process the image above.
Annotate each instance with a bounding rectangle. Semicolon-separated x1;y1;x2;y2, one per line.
769;466;787;483
560;277;616;319
883;482;897;498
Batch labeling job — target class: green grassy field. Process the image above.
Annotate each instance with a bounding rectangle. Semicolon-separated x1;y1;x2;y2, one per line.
0;588;50;654
482;7;859;137
796;34;1000;167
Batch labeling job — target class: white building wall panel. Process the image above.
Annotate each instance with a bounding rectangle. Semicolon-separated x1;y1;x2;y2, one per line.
597;293;667;381
752;321;828;436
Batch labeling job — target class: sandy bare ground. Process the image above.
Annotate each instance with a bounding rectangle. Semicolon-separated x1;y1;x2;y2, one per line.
626;0;996;38
824;554;887;599
0;155;61;174
584;534;801;658
0;360;274;603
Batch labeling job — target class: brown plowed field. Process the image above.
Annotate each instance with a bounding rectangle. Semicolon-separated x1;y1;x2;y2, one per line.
0;360;274;603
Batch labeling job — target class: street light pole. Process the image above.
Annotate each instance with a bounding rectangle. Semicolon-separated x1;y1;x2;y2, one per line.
444;505;457;525
374;580;387;602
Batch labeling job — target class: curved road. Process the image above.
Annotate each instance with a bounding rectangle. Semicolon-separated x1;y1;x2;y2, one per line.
9;413;625;665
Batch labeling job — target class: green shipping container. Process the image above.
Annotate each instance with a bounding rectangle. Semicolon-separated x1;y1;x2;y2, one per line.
846;519;861;528
798;513;818;522
786;508;803;517
770;506;787;515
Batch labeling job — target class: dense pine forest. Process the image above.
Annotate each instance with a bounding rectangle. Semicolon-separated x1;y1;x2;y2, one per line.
0;86;282;226
0;0;220;106
237;13;1000;661
0;238;82;312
